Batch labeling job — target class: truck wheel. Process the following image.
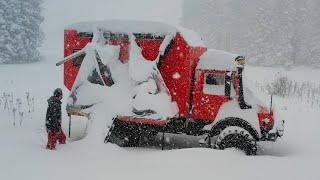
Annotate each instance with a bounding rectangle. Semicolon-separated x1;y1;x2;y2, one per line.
214;126;257;155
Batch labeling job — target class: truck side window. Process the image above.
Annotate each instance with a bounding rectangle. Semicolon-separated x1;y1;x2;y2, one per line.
203;73;225;96
72;49;85;67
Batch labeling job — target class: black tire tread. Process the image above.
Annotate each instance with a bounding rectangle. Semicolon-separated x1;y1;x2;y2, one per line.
214;126;257;155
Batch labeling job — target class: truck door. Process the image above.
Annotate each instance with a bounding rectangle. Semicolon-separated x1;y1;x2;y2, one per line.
191;70;230;121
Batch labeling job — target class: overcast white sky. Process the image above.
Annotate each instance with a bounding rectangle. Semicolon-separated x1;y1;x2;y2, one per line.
40;0;183;58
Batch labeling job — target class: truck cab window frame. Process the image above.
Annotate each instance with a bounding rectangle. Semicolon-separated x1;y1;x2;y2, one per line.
203;72;226;96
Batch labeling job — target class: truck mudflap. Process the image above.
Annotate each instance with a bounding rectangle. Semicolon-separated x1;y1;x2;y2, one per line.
261;120;285;141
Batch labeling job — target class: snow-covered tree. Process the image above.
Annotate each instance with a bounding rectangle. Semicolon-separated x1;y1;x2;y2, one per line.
0;0;43;64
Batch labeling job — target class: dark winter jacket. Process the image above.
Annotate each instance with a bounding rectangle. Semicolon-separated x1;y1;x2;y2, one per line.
45;96;62;132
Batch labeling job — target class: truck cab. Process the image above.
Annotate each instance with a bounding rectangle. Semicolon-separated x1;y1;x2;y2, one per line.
190;49;282;141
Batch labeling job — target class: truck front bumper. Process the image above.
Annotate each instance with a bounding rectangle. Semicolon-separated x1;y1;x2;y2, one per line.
260;120;285;141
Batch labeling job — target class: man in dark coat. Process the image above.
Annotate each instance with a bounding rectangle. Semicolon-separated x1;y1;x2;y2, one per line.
45;88;66;150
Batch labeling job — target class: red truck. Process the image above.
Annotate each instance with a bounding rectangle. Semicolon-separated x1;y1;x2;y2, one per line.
59;20;284;155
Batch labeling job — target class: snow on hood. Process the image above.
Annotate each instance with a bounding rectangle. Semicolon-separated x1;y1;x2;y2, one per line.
66;19;177;36
197;49;240;71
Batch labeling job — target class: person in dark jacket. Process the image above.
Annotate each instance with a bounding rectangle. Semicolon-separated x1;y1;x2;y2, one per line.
45;88;66;150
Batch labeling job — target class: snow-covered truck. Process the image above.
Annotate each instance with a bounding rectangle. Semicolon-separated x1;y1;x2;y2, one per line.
58;20;284;155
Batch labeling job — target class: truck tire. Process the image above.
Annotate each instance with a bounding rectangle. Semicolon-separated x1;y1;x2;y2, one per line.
214;126;257;155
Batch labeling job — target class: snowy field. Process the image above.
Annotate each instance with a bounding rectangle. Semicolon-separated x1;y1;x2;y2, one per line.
0;60;320;180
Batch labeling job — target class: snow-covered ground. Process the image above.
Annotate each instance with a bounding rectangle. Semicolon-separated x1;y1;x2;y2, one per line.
1;59;320;180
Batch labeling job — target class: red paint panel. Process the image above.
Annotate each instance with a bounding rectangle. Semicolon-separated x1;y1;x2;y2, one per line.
159;33;206;117
159;33;192;116
257;106;274;130
109;38;164;62
64;30;92;90
188;47;207;63
136;39;163;61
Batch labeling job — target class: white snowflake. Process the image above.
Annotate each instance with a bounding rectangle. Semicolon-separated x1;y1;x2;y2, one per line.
172;72;181;79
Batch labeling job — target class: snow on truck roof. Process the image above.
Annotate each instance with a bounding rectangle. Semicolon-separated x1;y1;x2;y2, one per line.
66;19;205;46
197;49;241;71
67;19;177;36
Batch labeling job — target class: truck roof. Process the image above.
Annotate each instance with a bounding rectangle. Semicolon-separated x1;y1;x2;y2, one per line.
66;19;205;47
66;19;177;37
197;49;241;71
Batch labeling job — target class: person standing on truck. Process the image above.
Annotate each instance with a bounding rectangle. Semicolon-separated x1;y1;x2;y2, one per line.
235;56;252;109
45;88;66;150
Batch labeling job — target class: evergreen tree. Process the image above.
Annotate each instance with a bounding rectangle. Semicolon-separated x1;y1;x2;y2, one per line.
0;0;43;64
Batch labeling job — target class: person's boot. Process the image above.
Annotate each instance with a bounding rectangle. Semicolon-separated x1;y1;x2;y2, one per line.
46;144;56;150
57;130;66;144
